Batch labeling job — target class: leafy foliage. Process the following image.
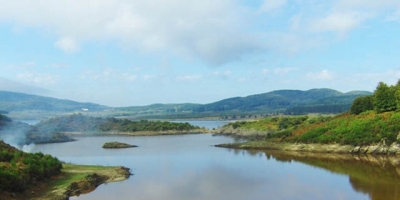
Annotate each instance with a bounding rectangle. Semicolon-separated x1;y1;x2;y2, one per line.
290;112;400;145
36;113;200;134
350;95;374;115
0;141;62;192
373;82;396;113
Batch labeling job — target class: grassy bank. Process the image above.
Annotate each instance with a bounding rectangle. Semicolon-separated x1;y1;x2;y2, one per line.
0;140;131;200
216;111;400;154
39;163;131;200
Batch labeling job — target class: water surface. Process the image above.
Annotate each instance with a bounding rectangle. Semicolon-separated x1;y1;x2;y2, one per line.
32;129;399;200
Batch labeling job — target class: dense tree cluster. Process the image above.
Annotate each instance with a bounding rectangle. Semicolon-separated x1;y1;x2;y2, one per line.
99;119;199;132
350;81;400;114
36;113;200;134
0;141;62;192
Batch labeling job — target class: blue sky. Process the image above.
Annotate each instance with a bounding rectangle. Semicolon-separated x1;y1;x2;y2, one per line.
1;0;400;107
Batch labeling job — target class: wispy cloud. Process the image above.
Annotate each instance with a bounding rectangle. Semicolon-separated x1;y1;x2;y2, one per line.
7;61;36;69
16;73;58;86
309;11;369;35
274;67;297;75
306;70;334;81
259;0;287;13
0;76;51;95
212;70;232;79
177;75;202;82
55;36;80;53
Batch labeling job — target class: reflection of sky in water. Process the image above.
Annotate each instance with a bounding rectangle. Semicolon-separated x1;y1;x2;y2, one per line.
34;134;368;200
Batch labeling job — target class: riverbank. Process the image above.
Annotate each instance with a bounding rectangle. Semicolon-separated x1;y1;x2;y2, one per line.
1;163;131;200
65;128;210;137
215;140;400;155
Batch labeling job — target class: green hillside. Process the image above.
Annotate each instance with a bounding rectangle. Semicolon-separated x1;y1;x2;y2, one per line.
116;88;371;118
0;89;371;119
218;81;400;146
0;91;108;112
0;140;62;193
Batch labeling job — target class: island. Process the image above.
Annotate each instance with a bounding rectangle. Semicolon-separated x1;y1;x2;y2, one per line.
102;141;138;149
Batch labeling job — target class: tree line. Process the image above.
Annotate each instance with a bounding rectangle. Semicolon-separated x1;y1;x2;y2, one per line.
350;81;400;115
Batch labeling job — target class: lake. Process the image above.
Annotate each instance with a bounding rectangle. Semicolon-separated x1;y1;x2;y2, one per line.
32;122;400;200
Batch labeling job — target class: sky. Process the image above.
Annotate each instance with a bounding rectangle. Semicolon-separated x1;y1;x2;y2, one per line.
1;0;400;107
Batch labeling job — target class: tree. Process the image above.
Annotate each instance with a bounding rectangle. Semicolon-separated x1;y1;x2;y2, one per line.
373;82;396;113
395;79;400;111
350;95;374;115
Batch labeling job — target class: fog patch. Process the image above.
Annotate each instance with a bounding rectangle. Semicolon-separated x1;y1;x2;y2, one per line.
0;121;32;150
22;143;36;153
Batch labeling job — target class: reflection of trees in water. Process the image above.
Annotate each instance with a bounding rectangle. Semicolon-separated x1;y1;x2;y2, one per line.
262;150;400;200
349;176;400;200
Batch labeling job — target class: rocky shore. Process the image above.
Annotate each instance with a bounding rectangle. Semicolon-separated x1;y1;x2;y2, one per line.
216;140;400;155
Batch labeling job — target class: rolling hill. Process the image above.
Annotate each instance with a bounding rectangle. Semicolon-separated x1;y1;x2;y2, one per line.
0;89;372;119
0;91;109;112
116;89;372;118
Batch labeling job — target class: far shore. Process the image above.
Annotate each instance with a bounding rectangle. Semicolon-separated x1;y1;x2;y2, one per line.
63;128;211;137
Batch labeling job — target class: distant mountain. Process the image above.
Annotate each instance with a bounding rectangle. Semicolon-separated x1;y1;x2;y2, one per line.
0;89;372;119
0;91;109;112
194;89;371;113
117;88;372;117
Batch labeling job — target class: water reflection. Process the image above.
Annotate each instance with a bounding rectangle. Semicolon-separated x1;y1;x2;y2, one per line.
261;150;400;200
34;134;371;200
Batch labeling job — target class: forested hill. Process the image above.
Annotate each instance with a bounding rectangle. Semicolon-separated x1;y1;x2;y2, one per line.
0;89;371;118
118;89;372;116
0;91;108;112
200;89;370;112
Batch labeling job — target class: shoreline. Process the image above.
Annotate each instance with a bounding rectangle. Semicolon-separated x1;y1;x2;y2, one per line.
2;164;132;200
64;129;210;137
215;140;400;155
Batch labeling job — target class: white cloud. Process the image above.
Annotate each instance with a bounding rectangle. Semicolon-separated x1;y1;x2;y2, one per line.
262;69;270;74
142;74;155;81
16;73;58;86
309;11;368;35
274;67;296;75
259;0;287;13
7;61;36;69
46;63;68;69
122;73;138;82
306;70;334;81
237;77;247;83
0;0;265;64
177;75;202;82
212;70;232;79
55;37;80;53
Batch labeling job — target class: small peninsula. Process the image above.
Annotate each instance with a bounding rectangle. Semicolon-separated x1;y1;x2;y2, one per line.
102;141;138;149
0;140;131;200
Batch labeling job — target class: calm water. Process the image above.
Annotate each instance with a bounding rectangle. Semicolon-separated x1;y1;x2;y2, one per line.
31;122;400;200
